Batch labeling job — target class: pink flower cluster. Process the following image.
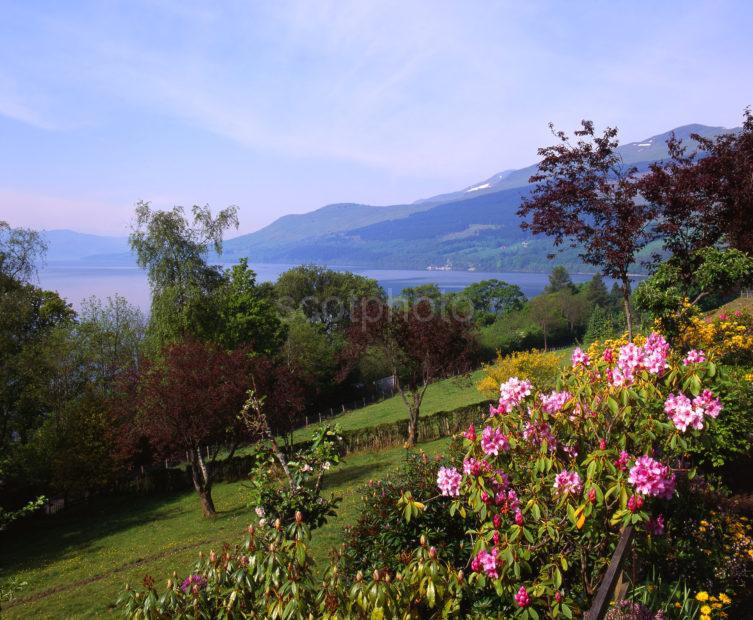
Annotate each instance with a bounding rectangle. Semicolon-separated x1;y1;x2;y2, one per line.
490;377;532;415
571;347;590;367
628;456;676;499
471;547;499;578
540;390;572;413
463;457;491;477
615;450;630;470
664;389;722;432
523;420;557;450
607;333;671;387
496;488;520;512
514;585;530;607
436;466;462;497
553;469;583;496
481;426;509;456
683;349;706;365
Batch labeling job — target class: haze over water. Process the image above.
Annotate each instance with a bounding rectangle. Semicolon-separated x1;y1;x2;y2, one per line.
38;261;639;311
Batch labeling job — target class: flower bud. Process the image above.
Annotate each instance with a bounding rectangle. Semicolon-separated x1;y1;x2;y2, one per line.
209;550;217;563
419;535;427;547
428;546;437;559
167;579;173;589
457;570;464;582
356;571;363;582
274;518;282;530
295;511;303;524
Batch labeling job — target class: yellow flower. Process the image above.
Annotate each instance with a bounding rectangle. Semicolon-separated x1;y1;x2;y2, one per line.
696;591;709;602
701;605;712;614
700;615;710;620
719;593;731;605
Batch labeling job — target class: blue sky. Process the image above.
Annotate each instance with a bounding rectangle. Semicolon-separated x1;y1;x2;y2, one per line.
1;0;752;235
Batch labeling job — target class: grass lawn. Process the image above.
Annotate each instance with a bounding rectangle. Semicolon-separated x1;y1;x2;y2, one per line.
289;369;486;443
0;438;451;619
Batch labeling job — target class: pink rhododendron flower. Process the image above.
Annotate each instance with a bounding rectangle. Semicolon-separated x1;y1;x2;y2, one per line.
694;389;722;418
463;457;491;477
603;347;614;363
553;470;583;496
514;585;530;607
607;367;631;388
735;310;742;317
571;347;590;367
464;424;476;441
683;349;706;365
473;548;499;578
514;509;524;525
642;332;670;375
628;456;676;499
496;488;520;513
540;390;572;413
618;342;643;375
615;451;630;470
481;426;509;456
436;466;462;497
491;377;533;414
664;393;704;432
523;421;557;450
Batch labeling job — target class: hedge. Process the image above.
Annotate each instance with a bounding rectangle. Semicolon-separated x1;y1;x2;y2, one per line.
120;403;487;496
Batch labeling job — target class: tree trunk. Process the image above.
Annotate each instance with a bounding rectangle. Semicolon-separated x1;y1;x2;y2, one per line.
622;276;633;340
189;446;215;517
406;406;419;447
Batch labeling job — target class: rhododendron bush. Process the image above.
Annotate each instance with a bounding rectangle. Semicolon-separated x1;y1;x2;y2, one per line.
119;332;727;619
426;333;722;618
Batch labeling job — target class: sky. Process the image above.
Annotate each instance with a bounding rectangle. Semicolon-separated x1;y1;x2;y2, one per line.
1;0;752;236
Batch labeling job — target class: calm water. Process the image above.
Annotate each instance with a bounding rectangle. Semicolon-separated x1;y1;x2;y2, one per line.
38;261;633;310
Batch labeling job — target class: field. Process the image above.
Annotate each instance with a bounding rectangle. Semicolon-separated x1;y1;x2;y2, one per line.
0;353;571;618
0;372;480;618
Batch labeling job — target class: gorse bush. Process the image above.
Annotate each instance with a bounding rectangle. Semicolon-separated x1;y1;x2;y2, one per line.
120;331;736;619
677;307;753;365
477;349;562;395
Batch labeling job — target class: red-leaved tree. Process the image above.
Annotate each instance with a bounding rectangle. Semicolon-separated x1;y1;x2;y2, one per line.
134;341;251;516
341;299;477;447
518;121;657;338
641;107;753;278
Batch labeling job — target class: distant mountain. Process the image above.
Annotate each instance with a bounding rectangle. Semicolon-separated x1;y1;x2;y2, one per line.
43;229;130;261
46;123;734;274
223;123;733;272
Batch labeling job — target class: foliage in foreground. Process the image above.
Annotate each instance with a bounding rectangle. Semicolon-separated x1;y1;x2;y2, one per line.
119;331;744;619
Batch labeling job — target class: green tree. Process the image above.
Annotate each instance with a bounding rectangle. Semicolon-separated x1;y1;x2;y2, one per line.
527;293;566;350
544;266;577;294
461;279;526;324
274;265;384;333
129;201;238;345
583;273;610;309
635;247;753;335
213;259;284;354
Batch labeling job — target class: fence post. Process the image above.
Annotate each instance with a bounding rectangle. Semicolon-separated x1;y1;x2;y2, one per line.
319;412;322;424
305;416;308;427
584;526;635;620
341;404;346;413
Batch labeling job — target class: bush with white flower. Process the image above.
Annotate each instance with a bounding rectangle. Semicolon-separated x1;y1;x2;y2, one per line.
247;424;343;529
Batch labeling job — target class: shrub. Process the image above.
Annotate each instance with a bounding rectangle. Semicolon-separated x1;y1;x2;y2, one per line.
413;333;727;617
342;445;469;579
677;307;753;365
118;514;468;618
477;349;562;394
247;425;343;529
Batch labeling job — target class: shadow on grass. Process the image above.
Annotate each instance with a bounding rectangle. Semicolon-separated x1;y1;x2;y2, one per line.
0;487;246;577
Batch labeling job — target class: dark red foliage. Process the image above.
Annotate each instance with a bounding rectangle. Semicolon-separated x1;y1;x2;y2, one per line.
642;107;753;268
342;299;477;392
518;120;657;335
135;340;252;460
246;355;306;438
